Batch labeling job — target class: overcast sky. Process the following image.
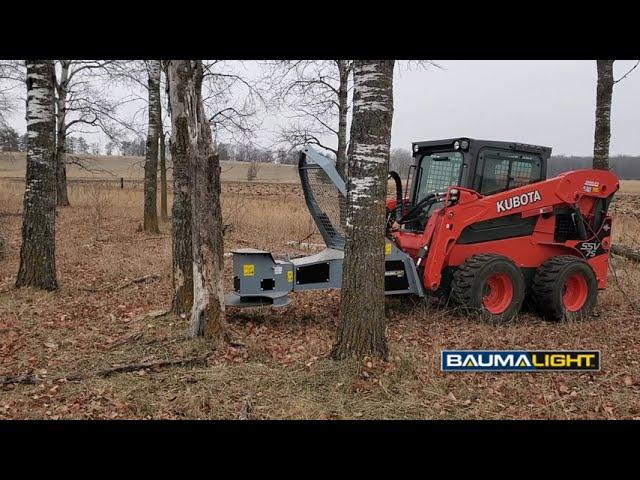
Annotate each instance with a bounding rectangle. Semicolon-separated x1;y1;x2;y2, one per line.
391;60;640;156
5;60;640;156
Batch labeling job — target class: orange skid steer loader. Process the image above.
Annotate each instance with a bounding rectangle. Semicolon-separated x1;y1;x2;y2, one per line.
225;138;619;322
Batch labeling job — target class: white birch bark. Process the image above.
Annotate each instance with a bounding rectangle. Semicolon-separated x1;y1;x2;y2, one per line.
16;60;58;290
593;60;614;170
332;60;395;360
143;60;161;233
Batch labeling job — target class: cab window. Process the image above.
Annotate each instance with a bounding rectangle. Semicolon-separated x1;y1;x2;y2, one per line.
474;149;541;195
415;151;464;202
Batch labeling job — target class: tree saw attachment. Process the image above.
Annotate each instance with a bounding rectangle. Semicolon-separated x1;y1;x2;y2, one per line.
224;146;424;308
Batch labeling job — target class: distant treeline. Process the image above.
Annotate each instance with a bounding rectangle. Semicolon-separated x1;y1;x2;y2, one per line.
549;155;640;179
3;122;639;179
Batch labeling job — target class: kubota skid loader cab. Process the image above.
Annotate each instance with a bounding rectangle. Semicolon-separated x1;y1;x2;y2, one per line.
225;139;619;323
390;138;550;232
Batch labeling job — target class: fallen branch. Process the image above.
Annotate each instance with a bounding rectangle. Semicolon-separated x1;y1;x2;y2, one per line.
2;354;210;386
104;331;144;350
0;374;39;386
79;273;161;292
96;354;210;378
115;274;162;290
611;244;640;263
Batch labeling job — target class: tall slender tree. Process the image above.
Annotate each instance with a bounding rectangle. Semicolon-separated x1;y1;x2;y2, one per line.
336;60;351;180
593;60;615;170
331;60;395;360
159;61;169;222
53;60;121;207
143;61;161;233
159;131;168;221
54;61;71;206
16;60;58;290
268;60;352;180
168;61;193;316
168;60;227;344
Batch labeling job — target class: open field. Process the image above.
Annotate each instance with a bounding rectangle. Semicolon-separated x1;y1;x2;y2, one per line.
0;152;299;184
3;152;640;192
1;174;640;419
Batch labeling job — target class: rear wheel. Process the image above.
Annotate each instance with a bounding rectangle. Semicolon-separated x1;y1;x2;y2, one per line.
530;256;598;321
451;254;525;323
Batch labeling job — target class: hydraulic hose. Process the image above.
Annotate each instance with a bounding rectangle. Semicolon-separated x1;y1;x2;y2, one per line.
388;171;403;221
397;193;439;225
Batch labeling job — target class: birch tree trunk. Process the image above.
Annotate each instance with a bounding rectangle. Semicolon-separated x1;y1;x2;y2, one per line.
16;60;58;290
336;60;350;181
331;60;395;360
168;62;193;316
159;131;168;221
55;60;70;207
337;60;350;229
169;60;227;344
593;60;614;170
143;60;161;233
160;60;169;222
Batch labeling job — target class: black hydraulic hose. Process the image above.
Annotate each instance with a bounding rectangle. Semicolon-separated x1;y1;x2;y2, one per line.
572;207;588;240
397;193;438;225
388;171;403;220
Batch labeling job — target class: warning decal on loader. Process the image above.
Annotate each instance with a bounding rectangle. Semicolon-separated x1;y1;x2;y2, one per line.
243;264;255;277
385;243;392;255
287;271;293;282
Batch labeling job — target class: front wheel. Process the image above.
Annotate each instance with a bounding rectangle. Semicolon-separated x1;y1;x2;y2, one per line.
530;256;598;321
450;254;526;323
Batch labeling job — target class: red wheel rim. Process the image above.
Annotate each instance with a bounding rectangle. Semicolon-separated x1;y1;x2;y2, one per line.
482;273;514;314
563;273;588;311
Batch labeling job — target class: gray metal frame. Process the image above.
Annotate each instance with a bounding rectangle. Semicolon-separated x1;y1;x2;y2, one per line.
224;145;424;308
300;146;346;196
298;147;346;250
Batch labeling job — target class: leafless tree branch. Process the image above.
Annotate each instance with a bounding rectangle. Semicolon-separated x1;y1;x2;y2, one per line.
614;60;640;84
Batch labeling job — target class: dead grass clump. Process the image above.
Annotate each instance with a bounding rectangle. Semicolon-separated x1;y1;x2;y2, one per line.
85;185;114;242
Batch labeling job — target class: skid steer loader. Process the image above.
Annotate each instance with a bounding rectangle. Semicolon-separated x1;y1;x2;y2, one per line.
224;138;619;322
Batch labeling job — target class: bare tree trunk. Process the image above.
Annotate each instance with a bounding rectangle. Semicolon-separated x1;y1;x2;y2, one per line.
16;60;58;290
55;60;70;207
336;60;350;229
331;60;395;360
168;62;193;316
336;60;350;180
187;61;226;343
0;231;5;260
169;60;227;345
159;132;168;221
593;60;614;170
160;60;170;223
143;60;161;233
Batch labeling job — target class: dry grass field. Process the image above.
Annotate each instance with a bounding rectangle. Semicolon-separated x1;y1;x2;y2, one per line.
0;152;299;184
0;164;639;419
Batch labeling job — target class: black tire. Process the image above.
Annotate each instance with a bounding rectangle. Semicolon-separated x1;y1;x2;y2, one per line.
530;255;598;321
450;254;526;323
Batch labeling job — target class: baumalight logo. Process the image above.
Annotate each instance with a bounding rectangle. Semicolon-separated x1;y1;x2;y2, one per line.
441;350;600;372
